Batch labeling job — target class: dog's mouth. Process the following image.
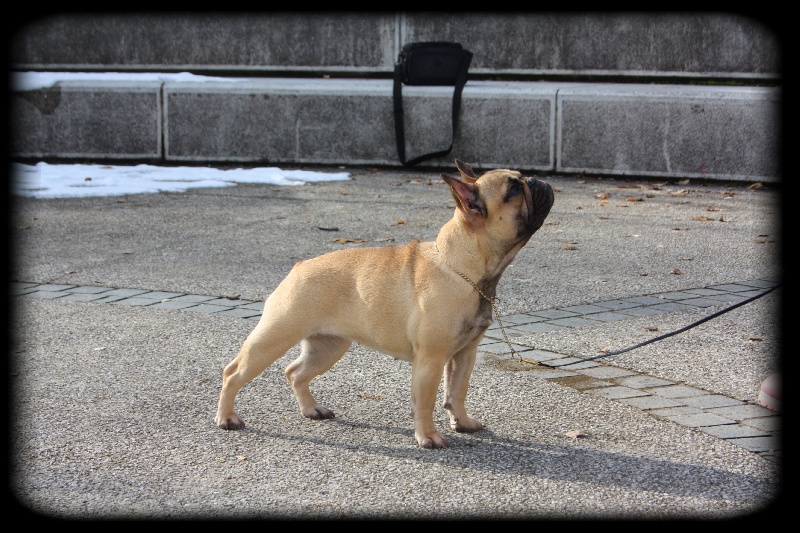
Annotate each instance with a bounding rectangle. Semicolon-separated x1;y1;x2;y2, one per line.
522;177;554;235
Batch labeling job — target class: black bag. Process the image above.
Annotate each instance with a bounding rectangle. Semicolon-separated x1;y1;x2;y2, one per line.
393;42;473;166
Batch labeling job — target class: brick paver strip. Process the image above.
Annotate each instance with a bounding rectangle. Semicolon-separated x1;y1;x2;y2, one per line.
216;308;263;319
681;395;744;409
14;278;781;461
549;316;602;327
698;424;768;439
102;288;151;297
32;284;76;292
113;297;159;306
618;396;686;410
587;386;650;400
727;436;780;453
168;294;218;303
508;322;565;334
706;404;776;421
616;375;674;388
185;303;232;314
529;309;580;319
679;297;729;308
27;291;70;299
593;300;642;310
740;417;781;432
648;406;704;417
662;413;736;427
658;291;701;300
583;311;631;322
69;286;114;294
150;300;201;310
575;366;637;379
62;293;112;302
617;307;665;317
561;304;609;314
137;292;184;300
495;313;543;324
648;302;696;312
646;385;708;398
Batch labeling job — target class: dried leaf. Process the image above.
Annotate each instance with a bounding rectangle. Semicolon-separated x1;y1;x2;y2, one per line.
625;197;643;202
705;206;721;212
395;220;406;225
595;192;609;199
565;429;589;440
671;268;683;275
747;182;764;190
316;226;339;231
236;455;247;461
691;216;710;221
645;326;659;332
331;237;367;244
748;336;763;342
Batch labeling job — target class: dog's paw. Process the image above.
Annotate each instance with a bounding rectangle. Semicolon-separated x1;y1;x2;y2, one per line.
452;416;485;433
302;405;335;419
215;413;245;430
416;431;450;449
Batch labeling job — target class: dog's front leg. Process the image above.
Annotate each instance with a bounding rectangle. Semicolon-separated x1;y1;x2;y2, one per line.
411;354;449;448
443;340;485;433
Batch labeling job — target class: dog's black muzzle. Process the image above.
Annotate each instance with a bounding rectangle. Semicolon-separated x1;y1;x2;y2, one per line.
523;177;555;235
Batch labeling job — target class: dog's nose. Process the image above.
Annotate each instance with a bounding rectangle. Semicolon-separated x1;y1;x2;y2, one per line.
526;177;555;213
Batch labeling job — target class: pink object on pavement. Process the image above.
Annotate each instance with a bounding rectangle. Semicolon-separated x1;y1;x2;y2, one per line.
758;373;781;412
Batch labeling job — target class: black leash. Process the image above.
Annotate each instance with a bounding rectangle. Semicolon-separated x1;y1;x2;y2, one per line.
538;283;780;368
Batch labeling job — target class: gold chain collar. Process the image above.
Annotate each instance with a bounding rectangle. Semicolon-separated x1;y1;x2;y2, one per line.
433;241;528;362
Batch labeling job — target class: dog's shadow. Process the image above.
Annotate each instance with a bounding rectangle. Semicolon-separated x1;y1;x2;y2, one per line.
240;416;772;503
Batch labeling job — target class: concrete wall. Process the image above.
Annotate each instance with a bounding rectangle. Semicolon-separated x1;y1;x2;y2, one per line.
12;12;778;78
9;12;782;182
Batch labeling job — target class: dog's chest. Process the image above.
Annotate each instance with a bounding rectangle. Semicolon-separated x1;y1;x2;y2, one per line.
460;296;493;342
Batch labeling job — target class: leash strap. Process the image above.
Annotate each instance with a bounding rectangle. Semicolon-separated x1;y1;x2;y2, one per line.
547;283;781;367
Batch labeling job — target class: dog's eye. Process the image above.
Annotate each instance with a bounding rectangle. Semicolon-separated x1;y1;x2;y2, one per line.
505;180;523;201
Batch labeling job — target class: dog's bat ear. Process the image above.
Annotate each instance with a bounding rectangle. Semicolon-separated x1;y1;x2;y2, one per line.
441;173;486;220
455;160;479;183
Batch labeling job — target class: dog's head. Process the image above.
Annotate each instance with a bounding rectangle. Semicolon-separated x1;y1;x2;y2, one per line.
441;160;554;249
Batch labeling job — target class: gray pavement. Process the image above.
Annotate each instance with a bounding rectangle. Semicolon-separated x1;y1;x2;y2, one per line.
10;165;782;520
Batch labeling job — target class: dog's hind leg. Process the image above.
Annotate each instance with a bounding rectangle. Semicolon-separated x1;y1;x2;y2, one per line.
215;322;301;430
285;334;352;419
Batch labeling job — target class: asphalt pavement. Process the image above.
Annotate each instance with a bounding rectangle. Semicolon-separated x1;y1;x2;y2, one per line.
9;164;783;520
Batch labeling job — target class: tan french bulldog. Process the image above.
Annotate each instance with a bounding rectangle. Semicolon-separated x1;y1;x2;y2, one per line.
215;160;554;448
